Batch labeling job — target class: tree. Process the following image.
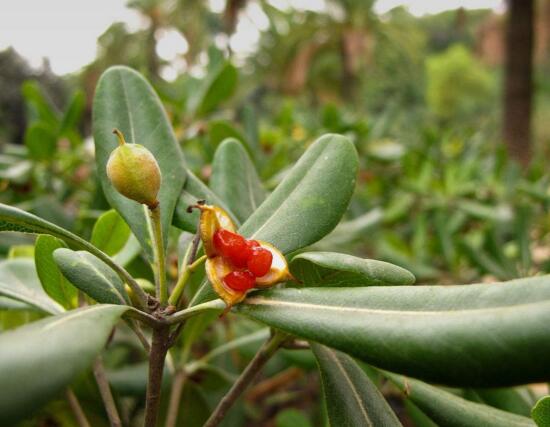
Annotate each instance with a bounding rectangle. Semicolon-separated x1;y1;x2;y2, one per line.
503;0;534;166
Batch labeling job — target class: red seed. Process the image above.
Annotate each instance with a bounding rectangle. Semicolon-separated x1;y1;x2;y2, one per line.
246;240;260;249
247;247;273;277
213;229;250;267
223;271;256;292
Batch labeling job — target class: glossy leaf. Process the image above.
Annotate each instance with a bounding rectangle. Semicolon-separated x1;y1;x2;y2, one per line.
210;138;266;223
93;66;186;258
473;387;534;417
0;305;128;423
290;252;415;287
239;134;358;254
312;344;402;427
53;249;129;305
35;235;77;309
90;209;131;256
0;258;63;314
238;275;550;387
532;396;550;427
385;372;534;427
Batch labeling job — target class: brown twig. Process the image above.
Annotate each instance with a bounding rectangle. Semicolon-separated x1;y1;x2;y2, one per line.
144;325;170;427
203;332;289;427
93;357;122;427
66;388;91;427
165;369;186;427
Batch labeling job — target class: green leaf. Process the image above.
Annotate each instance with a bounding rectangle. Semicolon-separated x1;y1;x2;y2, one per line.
312;344;402;427
173;170;238;233
0;203;137;295
0;305;128;423
59;90;85;135
92;66;186;259
239;134;358;254
53;249;129;305
473;387;534;417
290;252;415;287
24;122;57;161
210;138;266;223
0;258;63;314
90;210;131;256
191;61;238;117
0;296;33;311
385;372;534;427
314;208;383;249
237;275;550;387
275;409;313;427
532;396;550;427
35;235;77;309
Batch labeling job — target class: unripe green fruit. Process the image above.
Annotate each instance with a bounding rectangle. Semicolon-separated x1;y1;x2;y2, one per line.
106;129;161;208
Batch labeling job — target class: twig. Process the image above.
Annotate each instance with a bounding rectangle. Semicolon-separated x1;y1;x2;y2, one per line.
149;205;167;304
93;357;122;427
165;369;186;427
166;299;226;325
203;332;289;427
66;388;91;427
144;326;170;427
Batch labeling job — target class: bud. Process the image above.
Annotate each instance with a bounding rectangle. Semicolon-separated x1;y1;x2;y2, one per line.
106;129;161;208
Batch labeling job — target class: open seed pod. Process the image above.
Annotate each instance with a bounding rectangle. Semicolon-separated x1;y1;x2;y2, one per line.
196;203;293;308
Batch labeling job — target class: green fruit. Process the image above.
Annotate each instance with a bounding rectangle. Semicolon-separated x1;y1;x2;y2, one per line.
106;129;161;208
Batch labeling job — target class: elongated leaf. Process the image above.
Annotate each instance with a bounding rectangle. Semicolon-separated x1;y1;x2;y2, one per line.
60;90;85;135
312;344;402;426
93;66;186;258
0;305;128;423
0;258;62;314
210;138;266;223
0;296;32;311
532;396;550;427
239;134;358;254
24;122;57;161
314;208;383;249
191;61;238;117
473;387;534;417
173;170;238;233
290;252;415;287
54;249;129;305
35;235;77;308
385;372;534;427
90;209;131;256
0;203;137;293
238;275;550;387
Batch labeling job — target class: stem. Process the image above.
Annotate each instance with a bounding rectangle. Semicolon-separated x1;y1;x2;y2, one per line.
203;332;289;427
150;205;167;304
66;388;91;427
166;299;226;325
113;128;127;145
144;326;170;427
93;357;122;427
168;255;207;306
165;369;186;427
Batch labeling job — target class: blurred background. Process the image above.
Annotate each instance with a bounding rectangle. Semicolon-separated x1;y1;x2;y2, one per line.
1;0;550;285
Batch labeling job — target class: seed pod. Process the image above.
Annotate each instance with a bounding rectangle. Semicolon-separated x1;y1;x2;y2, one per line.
196;203;293;308
106;129;161;209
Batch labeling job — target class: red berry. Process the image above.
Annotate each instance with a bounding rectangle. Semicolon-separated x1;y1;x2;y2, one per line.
247;247;273;277
223;271;256;292
246;240;260;249
213;229;250;267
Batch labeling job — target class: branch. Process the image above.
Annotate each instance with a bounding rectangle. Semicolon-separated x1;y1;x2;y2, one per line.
93;357;122;427
66;388;91;427
165;369;186;427
144;326;170;427
203;332;289;427
166;299;226;325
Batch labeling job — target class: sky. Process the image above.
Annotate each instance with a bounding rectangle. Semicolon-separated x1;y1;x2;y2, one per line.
0;0;503;76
